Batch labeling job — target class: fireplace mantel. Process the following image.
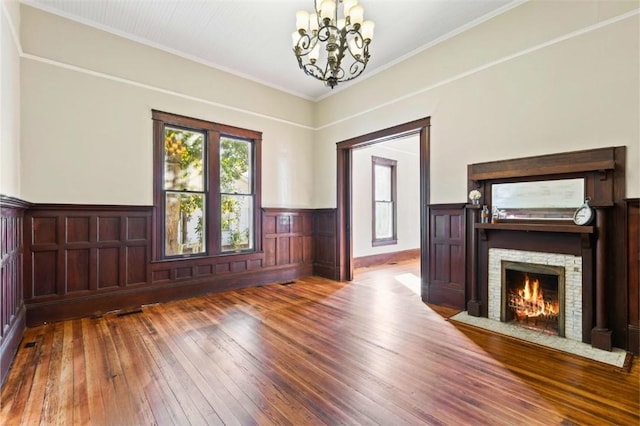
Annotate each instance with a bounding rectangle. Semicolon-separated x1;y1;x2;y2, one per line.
475;222;594;234
466;147;626;352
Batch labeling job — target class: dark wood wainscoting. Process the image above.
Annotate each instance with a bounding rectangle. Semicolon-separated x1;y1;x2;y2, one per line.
424;204;466;309
627;198;639;354
23;206;315;326
313;208;339;280
0;196;28;386
263;208;314;267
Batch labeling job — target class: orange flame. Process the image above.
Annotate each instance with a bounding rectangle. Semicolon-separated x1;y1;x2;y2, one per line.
510;275;559;318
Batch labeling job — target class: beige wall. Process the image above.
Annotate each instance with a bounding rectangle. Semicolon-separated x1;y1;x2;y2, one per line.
10;1;640;209
18;5;316;206
1;0;20;198
352;136;421;257
314;0;640;207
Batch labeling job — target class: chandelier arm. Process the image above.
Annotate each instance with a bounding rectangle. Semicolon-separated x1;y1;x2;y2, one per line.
347;61;366;78
302;62;333;84
316;25;336;42
294;33;319;58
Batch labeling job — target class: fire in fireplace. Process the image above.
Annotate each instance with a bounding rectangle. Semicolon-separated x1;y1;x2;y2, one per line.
501;261;565;337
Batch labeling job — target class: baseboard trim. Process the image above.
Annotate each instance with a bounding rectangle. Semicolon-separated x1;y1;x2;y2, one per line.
25;264;312;326
313;263;340;281
0;305;26;386
353;248;420;269
628;324;639;355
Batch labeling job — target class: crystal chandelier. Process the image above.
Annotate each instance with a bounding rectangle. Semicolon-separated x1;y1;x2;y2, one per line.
292;0;374;89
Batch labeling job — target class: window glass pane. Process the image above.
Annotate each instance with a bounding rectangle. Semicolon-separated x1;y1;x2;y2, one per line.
375;201;393;239
220;137;252;194
221;194;253;252
164;127;205;191
165;192;205;256
374;164;391;201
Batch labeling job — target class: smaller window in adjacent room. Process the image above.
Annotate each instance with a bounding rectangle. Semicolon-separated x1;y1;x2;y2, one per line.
372;156;397;246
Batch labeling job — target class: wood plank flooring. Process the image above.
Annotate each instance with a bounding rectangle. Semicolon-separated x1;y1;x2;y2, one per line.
1;260;638;425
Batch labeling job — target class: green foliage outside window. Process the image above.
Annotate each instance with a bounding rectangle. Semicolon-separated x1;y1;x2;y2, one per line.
163;128;252;254
220;138;252;250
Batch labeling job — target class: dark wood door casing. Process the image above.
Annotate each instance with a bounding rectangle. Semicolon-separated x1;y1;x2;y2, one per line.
335;117;431;283
627;199;639;354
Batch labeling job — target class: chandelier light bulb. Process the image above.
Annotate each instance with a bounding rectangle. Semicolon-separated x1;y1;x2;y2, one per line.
296;10;309;32
309;12;319;32
361;20;374;41
348;39;361;58
310;44;320;63
320;0;336;21
343;0;358;18
350;5;364;26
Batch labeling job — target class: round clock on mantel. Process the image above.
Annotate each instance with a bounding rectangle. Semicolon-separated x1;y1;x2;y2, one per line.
573;198;594;226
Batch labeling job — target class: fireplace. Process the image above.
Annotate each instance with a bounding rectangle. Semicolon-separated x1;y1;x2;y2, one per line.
501;261;565;337
488;248;582;342
466;147;626;352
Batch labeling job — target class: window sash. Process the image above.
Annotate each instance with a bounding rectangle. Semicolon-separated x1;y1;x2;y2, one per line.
220;194;254;252
375;201;394;239
164;191;206;257
163;127;205;192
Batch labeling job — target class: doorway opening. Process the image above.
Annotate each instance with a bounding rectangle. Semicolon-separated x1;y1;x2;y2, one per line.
335;117;430;297
351;135;421;278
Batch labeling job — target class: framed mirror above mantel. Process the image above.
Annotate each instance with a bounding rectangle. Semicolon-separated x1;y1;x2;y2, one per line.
465;146;627;352
468;147;622;223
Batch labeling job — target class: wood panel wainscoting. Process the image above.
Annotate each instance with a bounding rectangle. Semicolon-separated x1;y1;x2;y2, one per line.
312;208;339;280
424;204;466;309
0;196;28;386
23;206;318;326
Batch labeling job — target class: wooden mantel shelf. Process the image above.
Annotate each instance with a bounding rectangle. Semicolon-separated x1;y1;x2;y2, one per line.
475;222;594;234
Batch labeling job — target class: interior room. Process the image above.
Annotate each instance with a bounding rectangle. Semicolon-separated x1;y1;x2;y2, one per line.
1;0;638;424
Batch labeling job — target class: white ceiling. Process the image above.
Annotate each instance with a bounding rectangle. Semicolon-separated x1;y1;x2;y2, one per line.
23;0;519;101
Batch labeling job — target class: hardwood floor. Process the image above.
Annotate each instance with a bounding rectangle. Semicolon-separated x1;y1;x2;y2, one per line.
2;260;638;425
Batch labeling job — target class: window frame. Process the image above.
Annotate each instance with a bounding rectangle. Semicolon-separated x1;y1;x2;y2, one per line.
371;155;397;246
152;110;262;261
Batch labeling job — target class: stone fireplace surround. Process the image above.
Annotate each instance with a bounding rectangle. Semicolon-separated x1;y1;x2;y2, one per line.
487;248;582;342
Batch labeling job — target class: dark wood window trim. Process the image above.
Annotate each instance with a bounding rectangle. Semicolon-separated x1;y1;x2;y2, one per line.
372;155;397;246
152;110;262;261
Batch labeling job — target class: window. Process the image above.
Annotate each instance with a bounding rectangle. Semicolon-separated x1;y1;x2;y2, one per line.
372;156;397;246
153;110;261;259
